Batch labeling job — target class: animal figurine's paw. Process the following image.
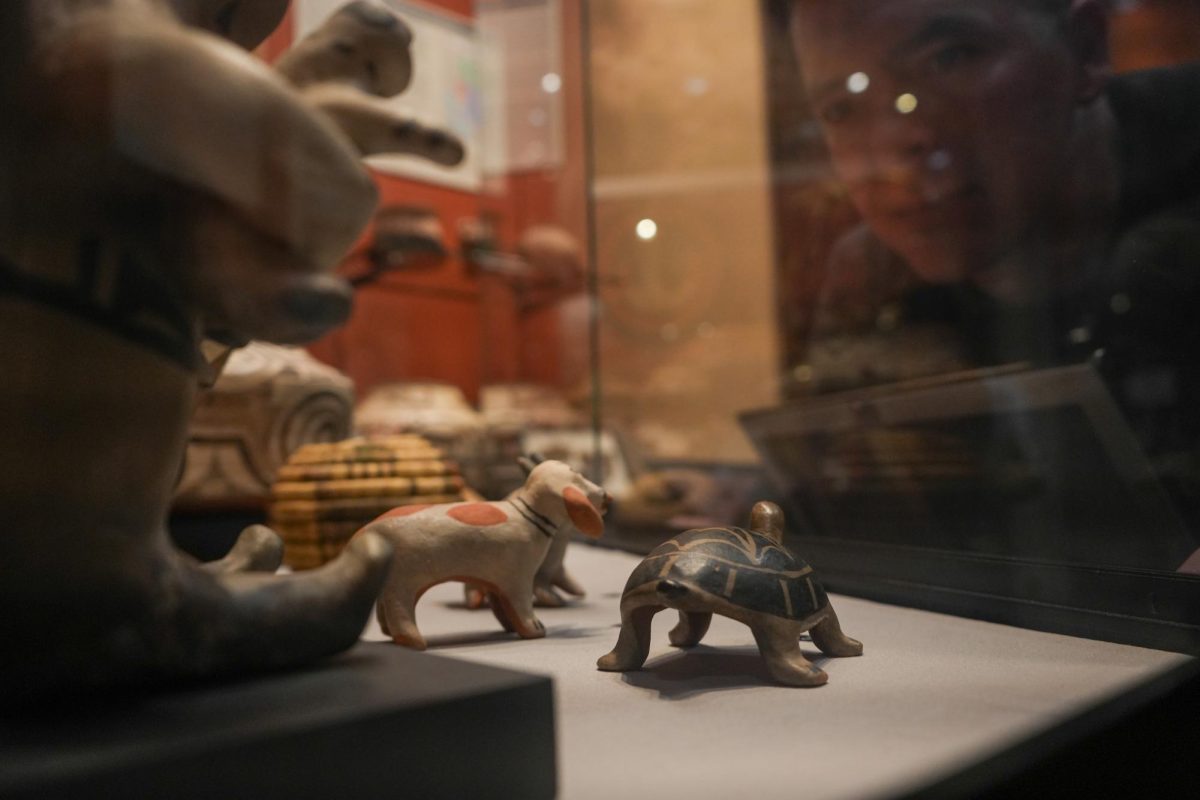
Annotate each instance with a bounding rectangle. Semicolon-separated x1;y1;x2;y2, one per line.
533;586;567;608
202;524;285;574
596;650;628;672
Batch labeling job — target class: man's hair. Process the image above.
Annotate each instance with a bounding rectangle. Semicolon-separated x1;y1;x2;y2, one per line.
1021;0;1073;14
788;0;1074;14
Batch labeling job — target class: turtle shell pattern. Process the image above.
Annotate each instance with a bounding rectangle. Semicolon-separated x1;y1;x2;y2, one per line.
624;527;828;621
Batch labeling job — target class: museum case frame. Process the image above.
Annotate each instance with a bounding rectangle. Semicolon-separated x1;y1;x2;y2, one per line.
3;0;1200;797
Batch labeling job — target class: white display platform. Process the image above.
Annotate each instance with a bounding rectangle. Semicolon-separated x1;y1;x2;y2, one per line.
360;542;1191;799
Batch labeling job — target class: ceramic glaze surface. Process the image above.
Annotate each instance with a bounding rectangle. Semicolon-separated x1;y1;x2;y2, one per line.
624;527;828;622
598;502;863;687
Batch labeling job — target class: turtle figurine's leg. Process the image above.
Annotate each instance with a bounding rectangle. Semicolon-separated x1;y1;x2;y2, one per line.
750;618;828;687
668;611;712;648
597;599;662;672
809;606;863;658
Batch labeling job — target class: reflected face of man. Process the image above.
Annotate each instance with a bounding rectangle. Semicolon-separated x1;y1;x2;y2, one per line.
791;0;1089;285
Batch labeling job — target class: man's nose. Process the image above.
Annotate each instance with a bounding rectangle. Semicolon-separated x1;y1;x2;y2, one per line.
848;93;944;188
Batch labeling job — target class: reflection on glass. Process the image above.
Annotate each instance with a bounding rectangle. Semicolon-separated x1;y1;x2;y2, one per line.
770;0;1200;572
894;92;918;114
846;71;870;94
635;218;659;240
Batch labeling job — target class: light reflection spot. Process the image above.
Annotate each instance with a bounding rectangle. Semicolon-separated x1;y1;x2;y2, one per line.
895;93;918;114
847;72;870;94
928;150;952;171
636;219;658;240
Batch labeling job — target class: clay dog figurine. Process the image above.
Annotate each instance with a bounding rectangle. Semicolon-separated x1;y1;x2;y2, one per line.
463;454;591;610
0;0;462;704
463;509;589;609
598;502;862;686
358;458;609;650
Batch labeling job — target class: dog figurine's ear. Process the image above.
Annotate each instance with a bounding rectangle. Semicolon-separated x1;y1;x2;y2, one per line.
517;453;546;476
563;486;604;538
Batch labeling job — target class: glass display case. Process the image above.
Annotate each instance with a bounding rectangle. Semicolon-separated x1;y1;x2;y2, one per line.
2;1;1199;797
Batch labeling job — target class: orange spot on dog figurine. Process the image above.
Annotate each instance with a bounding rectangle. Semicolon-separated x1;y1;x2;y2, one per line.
447;504;509;526
376;504;432;522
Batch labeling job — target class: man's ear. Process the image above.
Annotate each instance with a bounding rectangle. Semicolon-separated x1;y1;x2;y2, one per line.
1066;0;1112;104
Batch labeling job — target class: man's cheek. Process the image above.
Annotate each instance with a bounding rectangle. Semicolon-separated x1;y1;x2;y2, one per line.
827;142;876;190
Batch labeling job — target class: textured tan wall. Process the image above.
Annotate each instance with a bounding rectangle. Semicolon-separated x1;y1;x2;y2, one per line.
589;0;781;463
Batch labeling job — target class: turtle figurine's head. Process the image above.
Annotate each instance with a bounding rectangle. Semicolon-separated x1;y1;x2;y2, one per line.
749;501;786;544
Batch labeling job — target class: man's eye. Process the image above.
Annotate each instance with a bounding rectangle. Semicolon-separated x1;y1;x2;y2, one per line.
819;99;854;125
215;1;240;36
931;43;982;72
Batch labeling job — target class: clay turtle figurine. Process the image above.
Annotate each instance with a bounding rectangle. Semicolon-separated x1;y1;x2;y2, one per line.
597;501;862;686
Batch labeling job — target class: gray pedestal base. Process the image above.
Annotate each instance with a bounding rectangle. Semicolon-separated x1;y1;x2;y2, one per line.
0;643;556;799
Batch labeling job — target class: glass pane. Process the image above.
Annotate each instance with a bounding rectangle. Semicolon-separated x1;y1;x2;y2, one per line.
586;0;1200;577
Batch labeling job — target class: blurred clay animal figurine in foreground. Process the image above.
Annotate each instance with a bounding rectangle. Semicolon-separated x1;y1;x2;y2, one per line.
0;0;462;704
598;502;862;686
359;458;610;650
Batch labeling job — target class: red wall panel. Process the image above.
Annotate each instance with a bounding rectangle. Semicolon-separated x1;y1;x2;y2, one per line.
259;0;578;403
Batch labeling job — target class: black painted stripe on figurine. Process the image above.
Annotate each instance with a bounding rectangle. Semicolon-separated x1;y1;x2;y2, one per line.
660;527;797;565
0;249;198;370
513;497;555;538
517;496;554;528
636;551;814;578
624;551;827;620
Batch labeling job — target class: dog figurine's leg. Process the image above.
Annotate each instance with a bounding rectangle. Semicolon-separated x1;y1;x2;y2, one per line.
377;584;427;650
490;570;547;640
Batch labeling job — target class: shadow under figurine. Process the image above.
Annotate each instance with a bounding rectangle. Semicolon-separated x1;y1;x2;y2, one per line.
357;458;610;650
598;502;862;686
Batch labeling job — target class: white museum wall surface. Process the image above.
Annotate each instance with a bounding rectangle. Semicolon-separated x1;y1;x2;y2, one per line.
360;544;1190;799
